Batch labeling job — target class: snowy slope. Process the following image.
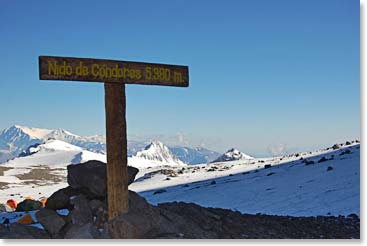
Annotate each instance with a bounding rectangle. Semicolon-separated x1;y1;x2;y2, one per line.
212;148;253;162
0;139;360;217
130;142;360;217
2;140;106;168
0;139;106;202
0;140;185;202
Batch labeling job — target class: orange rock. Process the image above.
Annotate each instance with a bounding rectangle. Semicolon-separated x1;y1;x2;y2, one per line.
17;214;34;225
6;199;17;209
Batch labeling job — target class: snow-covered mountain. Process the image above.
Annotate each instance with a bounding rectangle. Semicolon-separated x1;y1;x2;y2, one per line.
0;125;219;165
0;125;105;163
2;139;106;169
212;148;253;162
0;125;46;163
46;128;106;154
129;141;186;168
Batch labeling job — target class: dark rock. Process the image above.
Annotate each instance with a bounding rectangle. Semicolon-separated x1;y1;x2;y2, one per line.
160;169;178;177
345;141;351;145
267;172;275;176
303;159;315;165
347;213;359;219
327;166;333;171
36;208;66;236
64;223;102;239
318;157;329;163
0;223;50;239
339;149;352;156
88;199;106;215
332;144;341;150
106;191;162;238
16;199;42;212
45;186;79;210
264;164;272;169
210;180;216;185
69;195;93;226
67;160;138;198
153;189;167;195
88;199;108;229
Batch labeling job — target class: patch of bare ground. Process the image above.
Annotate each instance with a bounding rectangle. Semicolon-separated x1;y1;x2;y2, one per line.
16;167;65;184
0;182;8;189
0;166;12;176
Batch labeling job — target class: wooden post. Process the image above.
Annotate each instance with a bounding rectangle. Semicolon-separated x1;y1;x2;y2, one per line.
104;83;129;219
39;56;189;221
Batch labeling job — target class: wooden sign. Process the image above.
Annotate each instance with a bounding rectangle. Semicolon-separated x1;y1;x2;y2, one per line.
39;56;189;87
39;55;189;220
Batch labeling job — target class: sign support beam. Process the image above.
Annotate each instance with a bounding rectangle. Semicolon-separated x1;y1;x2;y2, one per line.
104;83;128;219
39;55;189;220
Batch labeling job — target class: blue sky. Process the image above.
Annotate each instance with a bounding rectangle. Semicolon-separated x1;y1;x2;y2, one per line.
0;0;359;156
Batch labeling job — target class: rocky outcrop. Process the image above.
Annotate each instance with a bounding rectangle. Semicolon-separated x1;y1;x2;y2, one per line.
67;160;138;198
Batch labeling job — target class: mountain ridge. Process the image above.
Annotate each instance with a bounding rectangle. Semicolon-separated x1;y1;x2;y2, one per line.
0;125;220;164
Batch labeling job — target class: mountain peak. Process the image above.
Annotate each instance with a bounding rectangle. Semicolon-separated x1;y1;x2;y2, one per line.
212;148;254;163
144;140;165;150
5;125;53;140
132;140;186;167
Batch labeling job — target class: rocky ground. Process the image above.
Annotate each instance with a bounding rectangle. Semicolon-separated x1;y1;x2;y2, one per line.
0;160;360;239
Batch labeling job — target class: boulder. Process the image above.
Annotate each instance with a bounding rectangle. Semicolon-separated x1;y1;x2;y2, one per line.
45;186;79;210
64;223;100;239
89;199;108;229
88;199;106;215
69;195;93;226
16;199;42;212
36;208;66;236
67;160;139;198
0;223;50;239
106;191;162;238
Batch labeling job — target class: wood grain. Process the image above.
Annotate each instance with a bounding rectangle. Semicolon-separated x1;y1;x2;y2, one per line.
39;56;189;87
104;83;129;219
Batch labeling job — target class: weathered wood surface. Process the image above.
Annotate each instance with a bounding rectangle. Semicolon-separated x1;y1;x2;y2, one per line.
39;56;189;87
104;83;129;219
